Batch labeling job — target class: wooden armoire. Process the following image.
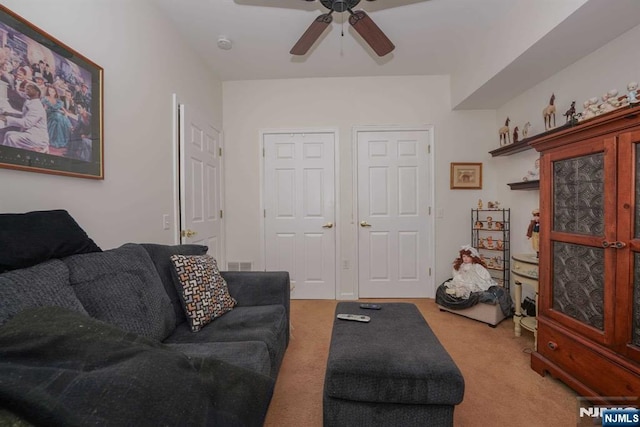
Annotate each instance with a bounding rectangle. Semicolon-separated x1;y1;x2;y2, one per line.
529;105;640;405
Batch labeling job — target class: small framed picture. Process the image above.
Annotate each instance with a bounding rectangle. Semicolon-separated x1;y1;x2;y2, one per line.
450;162;482;189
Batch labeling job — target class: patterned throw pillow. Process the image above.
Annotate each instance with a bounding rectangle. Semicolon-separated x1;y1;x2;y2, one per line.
169;254;236;332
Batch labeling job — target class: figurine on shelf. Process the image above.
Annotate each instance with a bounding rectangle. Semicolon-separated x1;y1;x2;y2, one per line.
444;245;497;299
474;220;483;229
522;122;531;139
513;126;519;144
478;199;483;209
580;97;600;121
486;236;494;249
526;208;540;258
543;93;556;130
627;82;639;106
523;158;540;181
578;99;591;121
487;201;500;210
600;89;620;114
499;117;511;146
486;216;493;229
496;239;504;250
494;221;503;230
563;101;576;123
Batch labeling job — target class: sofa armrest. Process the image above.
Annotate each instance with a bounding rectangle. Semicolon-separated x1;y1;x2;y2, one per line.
221;271;290;311
221;271;290;338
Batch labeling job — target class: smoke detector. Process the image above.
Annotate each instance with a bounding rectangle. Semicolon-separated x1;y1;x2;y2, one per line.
217;36;232;50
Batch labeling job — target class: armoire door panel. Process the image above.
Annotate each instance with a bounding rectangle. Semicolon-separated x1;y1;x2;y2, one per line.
616;130;640;362
545;139;617;345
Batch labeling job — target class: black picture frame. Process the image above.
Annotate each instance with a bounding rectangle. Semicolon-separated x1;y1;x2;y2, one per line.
0;5;103;179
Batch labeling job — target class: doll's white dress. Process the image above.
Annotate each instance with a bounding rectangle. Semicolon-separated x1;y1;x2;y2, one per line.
445;262;496;299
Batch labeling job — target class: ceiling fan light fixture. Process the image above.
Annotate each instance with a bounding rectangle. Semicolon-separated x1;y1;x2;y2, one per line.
217;36;232;50
290;0;393;57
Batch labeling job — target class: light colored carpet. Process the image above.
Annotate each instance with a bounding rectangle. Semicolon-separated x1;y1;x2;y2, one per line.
264;298;578;426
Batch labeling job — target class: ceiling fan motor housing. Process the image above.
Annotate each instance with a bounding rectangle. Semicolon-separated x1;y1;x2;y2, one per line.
320;0;361;13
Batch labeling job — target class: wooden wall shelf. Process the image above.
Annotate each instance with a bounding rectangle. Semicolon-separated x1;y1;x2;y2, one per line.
508;180;539;190
490;123;576;157
489;139;534;156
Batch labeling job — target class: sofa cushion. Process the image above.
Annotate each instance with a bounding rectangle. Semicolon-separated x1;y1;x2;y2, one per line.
140;243;208;326
0;210;101;273
0;306;276;427
64;243;175;341
165;341;272;377
170;254;236;332
165;305;288;378
0;259;87;326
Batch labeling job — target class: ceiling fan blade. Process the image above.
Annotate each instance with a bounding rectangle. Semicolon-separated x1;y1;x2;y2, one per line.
290;13;333;55
348;10;394;56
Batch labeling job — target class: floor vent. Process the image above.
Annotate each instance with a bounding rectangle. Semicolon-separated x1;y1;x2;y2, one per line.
227;261;253;271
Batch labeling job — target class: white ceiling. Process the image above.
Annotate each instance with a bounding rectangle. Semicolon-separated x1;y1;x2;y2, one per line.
153;0;640;109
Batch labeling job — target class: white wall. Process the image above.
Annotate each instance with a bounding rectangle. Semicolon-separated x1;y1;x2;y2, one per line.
0;0;222;249
451;0;587;108
223;76;497;296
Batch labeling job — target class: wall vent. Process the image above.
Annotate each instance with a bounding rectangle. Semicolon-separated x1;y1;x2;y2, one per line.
227;261;253;271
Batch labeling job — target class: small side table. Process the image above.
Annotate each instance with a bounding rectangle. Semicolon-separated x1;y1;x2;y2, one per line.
512;253;539;349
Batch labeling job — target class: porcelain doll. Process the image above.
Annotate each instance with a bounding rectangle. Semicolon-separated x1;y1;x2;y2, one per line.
444;245;496;299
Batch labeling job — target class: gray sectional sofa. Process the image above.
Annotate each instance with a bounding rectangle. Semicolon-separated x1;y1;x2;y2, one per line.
0;210;290;426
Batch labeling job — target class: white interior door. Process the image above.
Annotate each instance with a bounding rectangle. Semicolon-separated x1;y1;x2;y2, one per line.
179;103;223;261
357;129;432;298
264;132;336;299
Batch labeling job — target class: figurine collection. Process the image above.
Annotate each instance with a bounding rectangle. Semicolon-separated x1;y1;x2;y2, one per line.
497;81;639;147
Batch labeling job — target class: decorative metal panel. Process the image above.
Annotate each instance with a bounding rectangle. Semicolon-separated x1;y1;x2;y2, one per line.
553;242;604;330
634;253;640;346
553;153;604;235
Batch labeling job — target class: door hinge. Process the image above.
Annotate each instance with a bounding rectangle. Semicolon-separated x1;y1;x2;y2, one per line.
263;147;265;157
219;147;222;157
220;210;223;219
264;209;266;218
427;145;431;154
428;206;431;215
429;267;432;276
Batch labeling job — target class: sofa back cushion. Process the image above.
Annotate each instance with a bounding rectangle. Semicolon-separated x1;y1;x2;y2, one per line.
65;243;175;341
140;243;208;326
0;210;101;273
0;259;88;326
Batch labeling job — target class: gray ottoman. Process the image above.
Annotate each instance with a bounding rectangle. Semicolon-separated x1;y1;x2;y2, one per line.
323;302;464;427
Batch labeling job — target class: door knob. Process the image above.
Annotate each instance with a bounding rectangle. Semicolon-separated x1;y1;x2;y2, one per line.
181;229;197;238
360;221;371;227
322;222;334;228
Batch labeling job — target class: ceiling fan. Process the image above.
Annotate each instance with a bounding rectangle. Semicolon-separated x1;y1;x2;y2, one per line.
290;0;394;57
